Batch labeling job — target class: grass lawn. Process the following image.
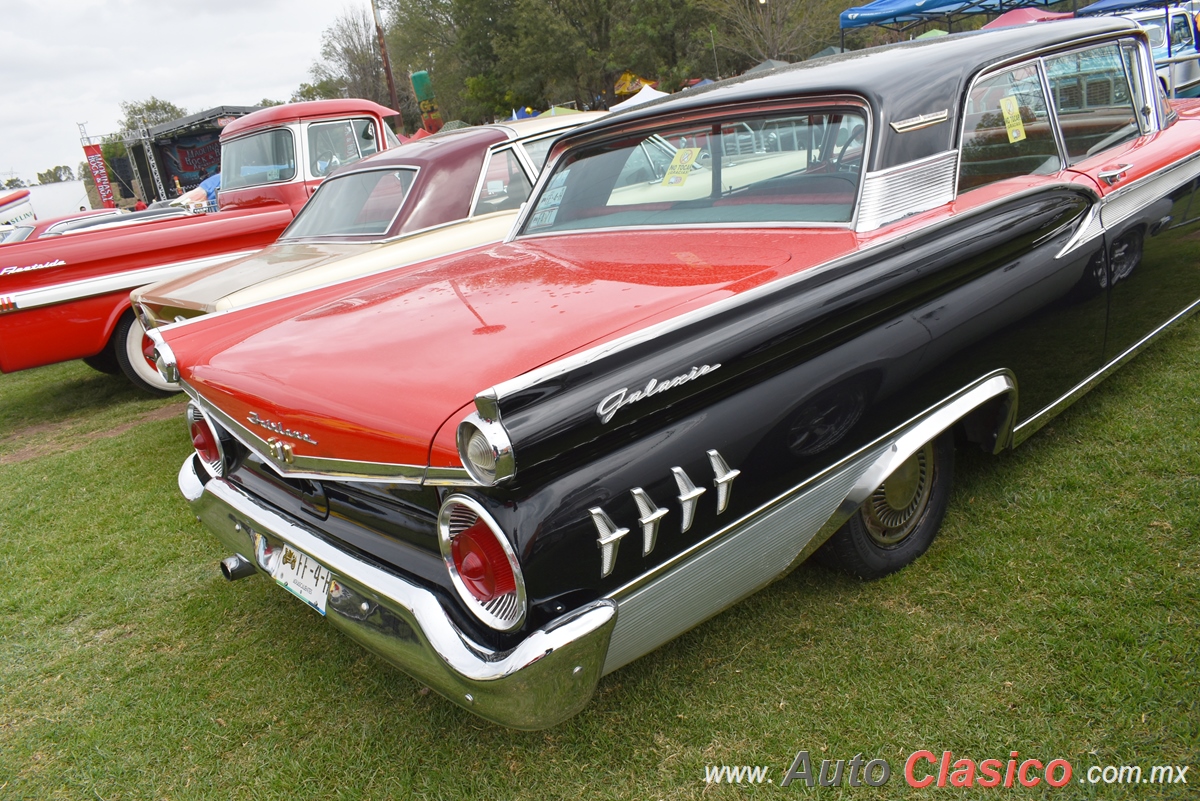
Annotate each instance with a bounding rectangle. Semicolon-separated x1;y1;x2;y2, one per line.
0;319;1196;800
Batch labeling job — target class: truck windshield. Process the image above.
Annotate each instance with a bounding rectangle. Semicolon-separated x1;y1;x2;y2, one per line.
280;167;417;239
520;107;866;235
221;129;297;191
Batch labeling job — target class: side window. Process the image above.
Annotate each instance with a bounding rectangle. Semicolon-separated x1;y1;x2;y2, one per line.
1171;14;1193;49
959;64;1061;192
353;119;380;158
308;120;373;177
473;149;534;214
1045;44;1140;163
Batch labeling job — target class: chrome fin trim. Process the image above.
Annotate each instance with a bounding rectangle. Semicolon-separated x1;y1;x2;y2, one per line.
671;467;705;533
601;371;1017;674
706;449;740;514
630;488;668;556
590;507;629;579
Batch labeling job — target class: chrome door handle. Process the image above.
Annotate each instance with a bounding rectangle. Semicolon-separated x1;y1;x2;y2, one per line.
1098;164;1133;186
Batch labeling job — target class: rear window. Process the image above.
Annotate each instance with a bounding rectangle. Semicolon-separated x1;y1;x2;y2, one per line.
520;108;865;235
281;167;417;239
222;129;297;190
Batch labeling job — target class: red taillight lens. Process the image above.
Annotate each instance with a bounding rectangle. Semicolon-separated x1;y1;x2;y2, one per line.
187;403;227;478
451;519;517;602
438;495;526;631
191;417;220;465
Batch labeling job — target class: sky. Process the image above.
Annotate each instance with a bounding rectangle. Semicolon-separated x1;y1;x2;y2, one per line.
0;0;359;184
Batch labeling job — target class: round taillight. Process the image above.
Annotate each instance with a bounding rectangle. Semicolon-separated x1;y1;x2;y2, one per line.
438;495;525;631
187;403;227;478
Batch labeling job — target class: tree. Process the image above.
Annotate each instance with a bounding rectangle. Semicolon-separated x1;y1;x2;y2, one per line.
257;97;286;107
36;166;75;184
4;177;26;189
119;96;187;134
699;0;843;65
291;78;346;102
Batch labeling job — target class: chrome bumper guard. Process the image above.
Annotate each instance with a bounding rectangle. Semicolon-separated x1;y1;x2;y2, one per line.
179;455;617;730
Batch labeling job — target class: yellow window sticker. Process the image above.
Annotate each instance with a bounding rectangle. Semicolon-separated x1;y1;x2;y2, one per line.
999;96;1026;144
662;147;702;186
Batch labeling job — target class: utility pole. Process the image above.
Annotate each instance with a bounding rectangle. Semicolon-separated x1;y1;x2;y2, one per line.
370;0;401;118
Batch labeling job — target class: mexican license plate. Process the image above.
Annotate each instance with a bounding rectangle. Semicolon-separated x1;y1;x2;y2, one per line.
271;543;332;615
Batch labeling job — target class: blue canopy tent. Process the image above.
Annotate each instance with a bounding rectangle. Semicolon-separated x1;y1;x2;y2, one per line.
839;0;1065;47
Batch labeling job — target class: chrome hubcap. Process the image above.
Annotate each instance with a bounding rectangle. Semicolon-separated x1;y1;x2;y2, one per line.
863;442;934;547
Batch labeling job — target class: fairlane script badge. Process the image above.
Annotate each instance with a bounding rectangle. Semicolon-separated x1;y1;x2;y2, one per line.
596;364;720;424
247;412;318;444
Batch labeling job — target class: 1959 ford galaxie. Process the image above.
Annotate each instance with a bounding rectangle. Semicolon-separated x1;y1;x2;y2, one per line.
151;18;1200;728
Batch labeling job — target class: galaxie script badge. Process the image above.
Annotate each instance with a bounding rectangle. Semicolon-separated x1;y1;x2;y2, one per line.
247;411;318;444
596;364;720;424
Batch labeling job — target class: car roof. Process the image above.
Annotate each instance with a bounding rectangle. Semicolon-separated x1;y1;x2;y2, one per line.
221;100;399;140
570;17;1140;172
329;112;609;176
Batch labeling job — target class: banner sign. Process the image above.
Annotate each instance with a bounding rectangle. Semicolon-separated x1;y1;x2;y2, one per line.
159;133;221;189
82;144;116;208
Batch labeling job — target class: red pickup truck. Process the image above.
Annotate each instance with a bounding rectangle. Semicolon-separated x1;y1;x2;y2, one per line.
0;98;399;393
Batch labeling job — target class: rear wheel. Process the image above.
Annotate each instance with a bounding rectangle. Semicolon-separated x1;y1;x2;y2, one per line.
113;310;180;396
818;431;954;579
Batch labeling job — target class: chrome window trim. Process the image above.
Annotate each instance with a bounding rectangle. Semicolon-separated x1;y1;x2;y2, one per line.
856;149;957;232
601;370;1018;673
221;126;298;191
467;146;536;220
506;96;873;242
279;164;420;242
483;182;1085;405
2;249;260;312
180;381;472;485
1013;294;1200;446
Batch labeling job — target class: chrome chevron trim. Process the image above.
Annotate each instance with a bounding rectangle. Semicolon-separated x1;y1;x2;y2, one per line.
180;381;472;485
4;249;260;311
707;450;740;515
601;371;1017;674
590;507;629;579
630;488;668;556
672;467;705;533
856;150;957;232
1013;295;1200;446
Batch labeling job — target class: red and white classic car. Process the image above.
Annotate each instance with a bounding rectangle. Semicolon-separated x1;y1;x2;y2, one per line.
132;113;603;331
0;99;398;393
153;19;1200;728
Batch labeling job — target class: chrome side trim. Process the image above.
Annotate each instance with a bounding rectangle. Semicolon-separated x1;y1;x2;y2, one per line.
672;467;705;533
856;150;957;232
1013;295;1200;446
601;371;1017;674
1099;148;1200;231
180;456;617;730
590;507;629;579
181;382;472;485
5;249;260;311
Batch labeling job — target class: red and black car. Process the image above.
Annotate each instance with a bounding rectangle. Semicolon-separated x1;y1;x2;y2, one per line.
153;18;1200;728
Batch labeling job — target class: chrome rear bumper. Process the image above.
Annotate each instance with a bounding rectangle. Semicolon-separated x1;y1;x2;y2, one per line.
178;455;617;730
